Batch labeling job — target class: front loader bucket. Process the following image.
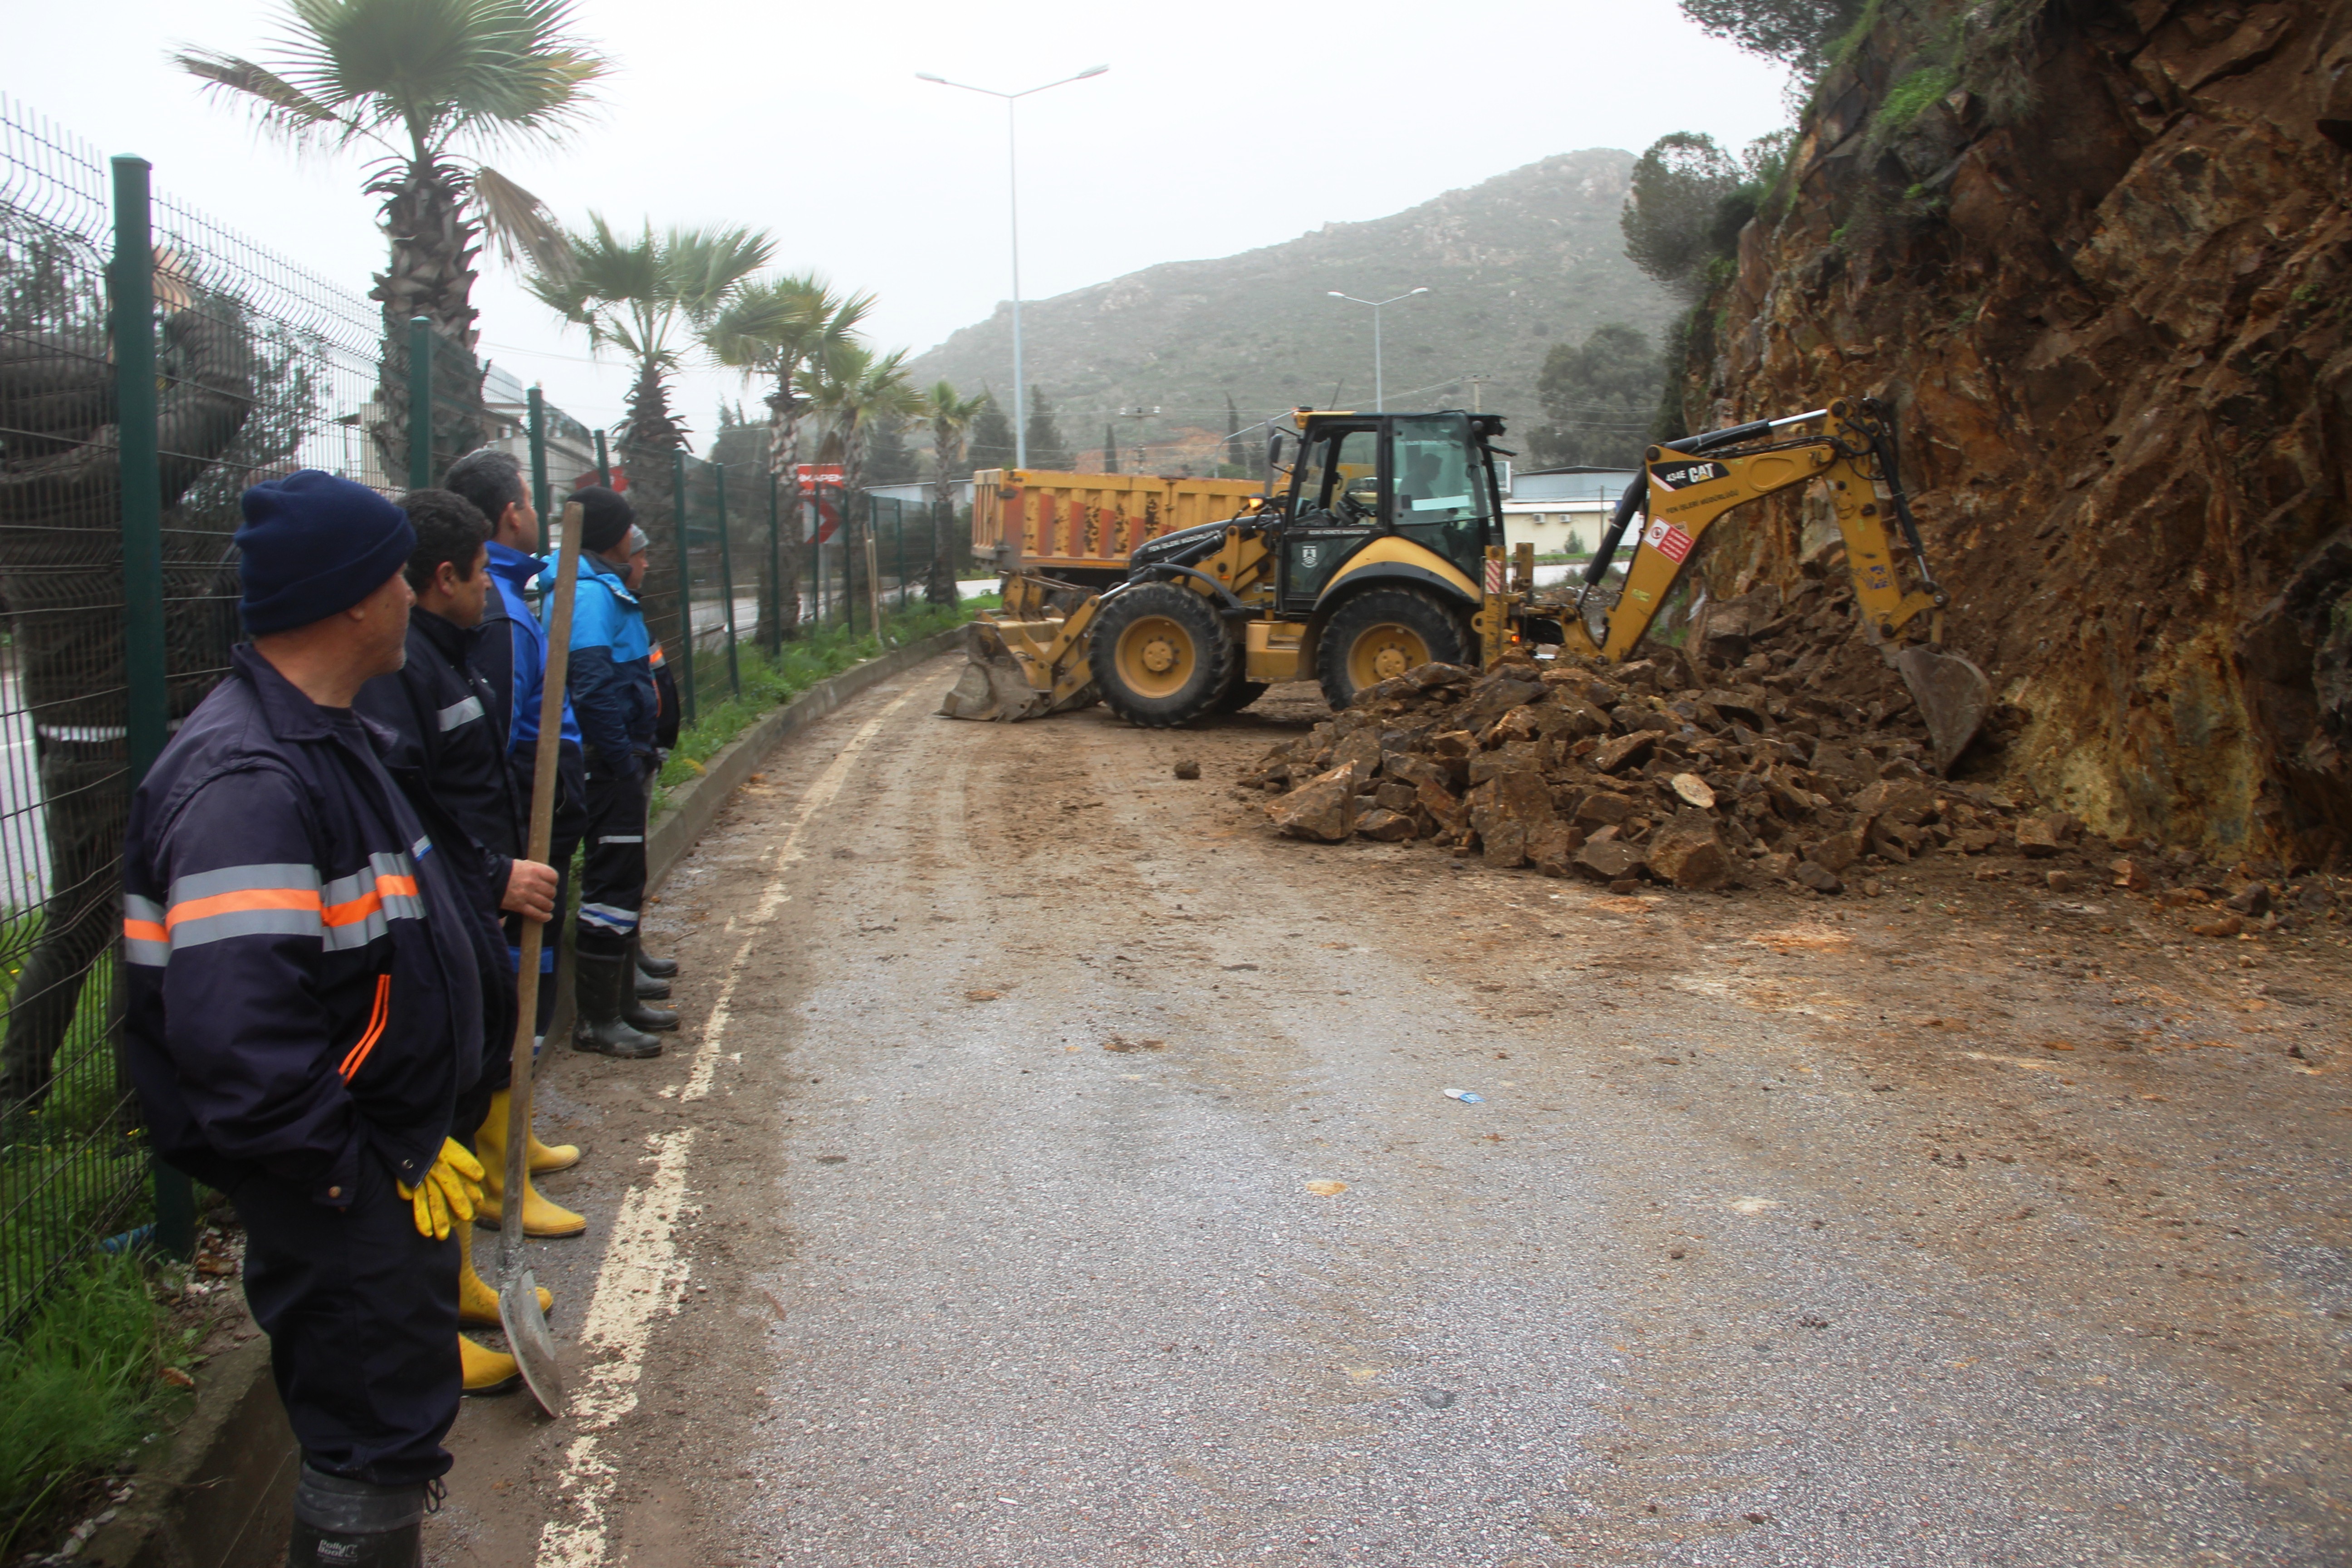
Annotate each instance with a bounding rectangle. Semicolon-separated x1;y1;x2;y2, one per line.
1896;646;1991;776
938;618;1098;722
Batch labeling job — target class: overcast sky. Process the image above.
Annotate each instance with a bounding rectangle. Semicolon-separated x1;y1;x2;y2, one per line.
15;0;1792;444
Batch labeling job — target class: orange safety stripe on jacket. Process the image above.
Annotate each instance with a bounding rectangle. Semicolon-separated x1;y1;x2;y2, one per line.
322;875;417;929
338;975;393;1081
165;886;321;928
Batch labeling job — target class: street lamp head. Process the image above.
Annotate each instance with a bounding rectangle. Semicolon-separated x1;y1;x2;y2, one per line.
1409;287;1429;295
915;72;946;83
1077;64;1110;78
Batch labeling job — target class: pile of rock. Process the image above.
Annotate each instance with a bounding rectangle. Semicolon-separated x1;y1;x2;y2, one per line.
1239;647;2049;895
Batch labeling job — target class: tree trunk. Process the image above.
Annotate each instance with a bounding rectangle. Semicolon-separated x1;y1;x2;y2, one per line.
368;158;487;485
764;381;804;641
617;358;688;657
926;431;965;605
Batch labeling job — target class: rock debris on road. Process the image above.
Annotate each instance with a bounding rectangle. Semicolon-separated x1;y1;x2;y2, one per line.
431;657;2350;1568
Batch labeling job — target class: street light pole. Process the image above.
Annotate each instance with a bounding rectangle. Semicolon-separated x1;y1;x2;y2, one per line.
918;64;1109;469
1327;288;1429;412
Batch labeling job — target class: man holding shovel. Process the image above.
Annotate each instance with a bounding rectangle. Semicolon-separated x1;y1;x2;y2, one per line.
353;488;570;1393
122;471;490;1566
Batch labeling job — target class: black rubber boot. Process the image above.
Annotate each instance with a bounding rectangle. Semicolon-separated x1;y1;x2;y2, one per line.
286;1464;425;1567
631;938;671;1001
622;985;680;1034
636;942;678;980
572;951;662;1058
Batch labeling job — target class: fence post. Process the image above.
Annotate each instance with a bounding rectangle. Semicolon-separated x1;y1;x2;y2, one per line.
672;449;697;729
112;156;191;1261
894;500;906;613
594;428;611;488
715;463;739;696
407;315;433;492
527;384;551;552
766;471;782;658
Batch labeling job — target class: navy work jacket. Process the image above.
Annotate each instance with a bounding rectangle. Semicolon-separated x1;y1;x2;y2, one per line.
122;646;486;1205
356;609;523;901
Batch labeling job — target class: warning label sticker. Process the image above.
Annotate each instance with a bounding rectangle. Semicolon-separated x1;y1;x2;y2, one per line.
1642;518;1695;563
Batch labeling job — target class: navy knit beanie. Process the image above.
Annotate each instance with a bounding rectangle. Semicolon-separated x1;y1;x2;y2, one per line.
235;470;416;636
573;485;633;555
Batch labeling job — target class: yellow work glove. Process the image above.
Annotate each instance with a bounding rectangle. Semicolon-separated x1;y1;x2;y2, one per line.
396;1137;485;1240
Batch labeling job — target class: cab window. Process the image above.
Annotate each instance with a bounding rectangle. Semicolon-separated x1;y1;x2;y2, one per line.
1293;428;1381;526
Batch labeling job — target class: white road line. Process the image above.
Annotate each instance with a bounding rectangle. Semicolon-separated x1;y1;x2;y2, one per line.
534;686;928;1568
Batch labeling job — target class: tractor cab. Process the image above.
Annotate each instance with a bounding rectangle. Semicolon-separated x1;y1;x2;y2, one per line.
1273;410;1508;615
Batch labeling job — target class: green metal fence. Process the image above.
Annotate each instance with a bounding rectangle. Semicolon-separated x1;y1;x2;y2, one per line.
0;92;962;1333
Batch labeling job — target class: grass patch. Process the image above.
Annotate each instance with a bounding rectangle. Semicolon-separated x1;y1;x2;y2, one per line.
652;602;975;812
0;1253;190;1558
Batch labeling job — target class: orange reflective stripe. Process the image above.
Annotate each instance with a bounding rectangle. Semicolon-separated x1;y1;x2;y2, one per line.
164;887;321;929
321;892;382;928
339;975;392;1081
375;875;417;899
122;918;167;944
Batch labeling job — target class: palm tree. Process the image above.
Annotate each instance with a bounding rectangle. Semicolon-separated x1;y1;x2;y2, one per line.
527;216;771;645
808;344;925;636
177;0;608;470
706;276;871;638
924;382;986;605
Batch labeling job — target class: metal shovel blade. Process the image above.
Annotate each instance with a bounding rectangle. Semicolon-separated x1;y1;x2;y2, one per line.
499;1268;566;1418
1896;646;1991;776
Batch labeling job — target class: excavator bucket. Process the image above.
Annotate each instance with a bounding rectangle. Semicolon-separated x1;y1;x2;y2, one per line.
1896;646;1991;776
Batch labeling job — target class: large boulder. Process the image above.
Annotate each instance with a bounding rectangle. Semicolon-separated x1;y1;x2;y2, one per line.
1267;760;1362;842
1466;766;1557;868
1573;839;1645;883
1645;809;1732;890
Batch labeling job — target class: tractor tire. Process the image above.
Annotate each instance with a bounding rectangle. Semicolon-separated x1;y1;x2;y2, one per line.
1090;583;1235;728
1316;588;1470;711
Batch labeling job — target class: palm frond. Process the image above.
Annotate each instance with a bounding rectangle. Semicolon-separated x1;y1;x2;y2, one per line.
172;49;357;147
470;164;571;273
665;225;776;326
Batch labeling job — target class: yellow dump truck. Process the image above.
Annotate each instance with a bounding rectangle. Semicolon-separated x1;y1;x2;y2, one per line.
971;468;1263;590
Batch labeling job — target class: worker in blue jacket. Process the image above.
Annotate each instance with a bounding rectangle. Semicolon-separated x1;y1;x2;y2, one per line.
122;471;486;1568
557;489;676;1055
353;488;576;1395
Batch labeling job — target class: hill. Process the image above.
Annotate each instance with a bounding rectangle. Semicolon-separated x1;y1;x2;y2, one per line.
905;149;1676;467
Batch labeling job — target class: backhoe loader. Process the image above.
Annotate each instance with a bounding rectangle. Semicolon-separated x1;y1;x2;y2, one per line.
940;399;1989;772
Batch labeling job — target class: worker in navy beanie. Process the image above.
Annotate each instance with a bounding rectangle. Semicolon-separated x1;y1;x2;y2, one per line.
124;469;494;1565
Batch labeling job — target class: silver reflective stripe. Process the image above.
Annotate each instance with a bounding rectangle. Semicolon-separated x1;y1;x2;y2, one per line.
595;835;643;845
577;902;639;932
436;695;485;732
413;836;432;858
123;894;167;967
38;719;184;745
167;862;319;907
318;852;423;952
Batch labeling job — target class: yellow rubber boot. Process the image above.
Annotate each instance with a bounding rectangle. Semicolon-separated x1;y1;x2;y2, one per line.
475;1089;587;1238
455;1217;552;1328
460;1334;520;1396
529;1127;580;1175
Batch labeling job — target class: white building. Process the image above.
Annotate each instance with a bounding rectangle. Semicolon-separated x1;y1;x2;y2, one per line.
1502;466;1637;559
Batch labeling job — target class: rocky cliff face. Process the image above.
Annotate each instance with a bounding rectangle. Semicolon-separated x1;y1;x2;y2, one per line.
1684;0;2352;866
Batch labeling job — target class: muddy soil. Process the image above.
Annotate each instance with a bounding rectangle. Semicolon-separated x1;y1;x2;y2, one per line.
430;661;2351;1568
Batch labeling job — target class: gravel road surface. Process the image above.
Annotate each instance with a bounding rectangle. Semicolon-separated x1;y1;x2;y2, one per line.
431;655;2351;1568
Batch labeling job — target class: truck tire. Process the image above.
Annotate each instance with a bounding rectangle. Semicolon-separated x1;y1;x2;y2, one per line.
1316;587;1470;711
1090;583;1235;727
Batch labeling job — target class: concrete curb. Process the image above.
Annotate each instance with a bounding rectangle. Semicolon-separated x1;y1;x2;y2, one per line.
647;626;960;892
85;1334;296;1568
87;628;961;1568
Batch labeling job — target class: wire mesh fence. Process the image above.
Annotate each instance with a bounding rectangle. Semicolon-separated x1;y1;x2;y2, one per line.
0;93;965;1334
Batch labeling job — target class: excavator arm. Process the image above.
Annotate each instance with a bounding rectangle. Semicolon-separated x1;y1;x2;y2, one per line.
1512;398;1989;771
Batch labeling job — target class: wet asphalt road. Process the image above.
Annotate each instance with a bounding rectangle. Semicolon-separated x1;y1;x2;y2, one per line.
437;660;2351;1568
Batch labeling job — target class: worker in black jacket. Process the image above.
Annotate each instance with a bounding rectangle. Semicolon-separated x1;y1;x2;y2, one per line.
123;471;486;1568
354;490;577;1395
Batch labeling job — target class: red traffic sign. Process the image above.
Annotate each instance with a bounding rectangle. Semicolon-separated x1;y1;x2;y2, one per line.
795;464;844;489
